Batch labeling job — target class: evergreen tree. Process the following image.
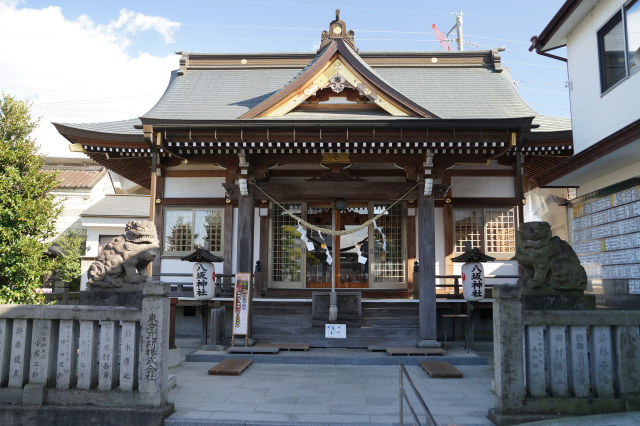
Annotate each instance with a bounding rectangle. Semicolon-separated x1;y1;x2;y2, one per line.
54;229;86;292
0;93;61;304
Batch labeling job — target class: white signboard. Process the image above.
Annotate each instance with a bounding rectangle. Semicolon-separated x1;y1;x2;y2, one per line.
192;262;215;300
232;273;251;336
325;324;346;339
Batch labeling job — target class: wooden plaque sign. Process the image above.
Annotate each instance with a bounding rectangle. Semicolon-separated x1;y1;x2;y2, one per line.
232;273;252;340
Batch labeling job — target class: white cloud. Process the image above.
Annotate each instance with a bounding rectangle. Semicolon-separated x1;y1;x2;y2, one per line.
0;1;179;157
100;8;181;44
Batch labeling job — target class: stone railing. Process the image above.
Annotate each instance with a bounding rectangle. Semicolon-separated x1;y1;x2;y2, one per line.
489;284;640;425
0;282;172;423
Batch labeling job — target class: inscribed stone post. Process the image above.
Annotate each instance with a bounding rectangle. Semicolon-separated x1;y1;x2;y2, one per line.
56;319;78;389
77;320;99;389
29;319;55;386
591;325;614;398
615;326;640;400
547;325;569;397
492;285;524;413
0;319;11;386
139;282;170;407
525;326;545;397
119;321;138;391
8;319;31;388
98;321;118;390
568;326;590;398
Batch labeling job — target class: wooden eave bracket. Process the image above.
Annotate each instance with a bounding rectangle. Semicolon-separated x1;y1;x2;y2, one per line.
143;125;154;149
68;143;86;153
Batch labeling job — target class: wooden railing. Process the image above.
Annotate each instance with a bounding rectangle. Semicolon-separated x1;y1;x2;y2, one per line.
0;282;170;409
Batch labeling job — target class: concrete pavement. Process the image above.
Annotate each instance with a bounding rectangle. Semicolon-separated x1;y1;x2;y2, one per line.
164;340;495;425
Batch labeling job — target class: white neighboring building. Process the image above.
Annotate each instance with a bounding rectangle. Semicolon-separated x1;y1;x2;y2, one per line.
79;194;150;290
532;0;640;308
45;157;116;237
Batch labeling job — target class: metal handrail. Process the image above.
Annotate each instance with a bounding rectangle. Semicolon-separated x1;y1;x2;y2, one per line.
399;363;437;426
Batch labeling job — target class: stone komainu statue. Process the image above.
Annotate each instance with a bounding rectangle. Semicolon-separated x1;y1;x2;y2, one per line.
87;220;160;289
513;221;587;293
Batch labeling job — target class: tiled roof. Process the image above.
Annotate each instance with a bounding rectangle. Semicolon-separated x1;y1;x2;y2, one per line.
60;49;571;134
81;195;150;218
44;165;108;189
531;115;572;133
56;118;142;135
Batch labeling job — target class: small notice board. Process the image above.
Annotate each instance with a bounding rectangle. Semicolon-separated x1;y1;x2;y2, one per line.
232;272;252;346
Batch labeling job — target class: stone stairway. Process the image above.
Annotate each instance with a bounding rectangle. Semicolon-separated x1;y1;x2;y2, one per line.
250;300;421;348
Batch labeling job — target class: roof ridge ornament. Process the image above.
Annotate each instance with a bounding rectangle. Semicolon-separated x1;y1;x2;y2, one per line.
319;9;357;53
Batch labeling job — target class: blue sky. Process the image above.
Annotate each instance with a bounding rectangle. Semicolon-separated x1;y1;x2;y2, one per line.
0;0;570;157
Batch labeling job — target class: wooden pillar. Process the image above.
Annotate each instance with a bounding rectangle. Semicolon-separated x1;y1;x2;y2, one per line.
223;203;234;275
515;149;525;224
236;183;255;273
406;206;416;296
258;202;270;296
151;153;165;278
418;185;437;342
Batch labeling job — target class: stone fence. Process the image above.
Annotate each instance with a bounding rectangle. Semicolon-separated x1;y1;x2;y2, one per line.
489;284;640;425
0;282;172;425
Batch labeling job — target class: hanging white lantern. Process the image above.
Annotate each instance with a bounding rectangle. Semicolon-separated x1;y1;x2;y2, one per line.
461;261;485;301
193;262;216;300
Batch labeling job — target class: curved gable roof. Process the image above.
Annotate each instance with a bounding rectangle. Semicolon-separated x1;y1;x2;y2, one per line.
239;39;437;119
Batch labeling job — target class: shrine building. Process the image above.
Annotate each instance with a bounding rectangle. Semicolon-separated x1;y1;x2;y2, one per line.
55;12;572;347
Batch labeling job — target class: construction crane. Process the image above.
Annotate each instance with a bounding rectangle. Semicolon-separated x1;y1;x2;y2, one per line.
432;23;454;51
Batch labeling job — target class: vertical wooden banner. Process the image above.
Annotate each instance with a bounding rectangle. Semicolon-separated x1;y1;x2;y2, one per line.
232;272;252;346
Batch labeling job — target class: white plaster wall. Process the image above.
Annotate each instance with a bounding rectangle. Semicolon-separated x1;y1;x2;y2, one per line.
451;176;515;198
164;177;226;198
577;162;640;196
53;174;115;237
566;0;640;152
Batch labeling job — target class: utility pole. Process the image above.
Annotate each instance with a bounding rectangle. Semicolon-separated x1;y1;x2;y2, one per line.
447;11;464;51
456;12;463;51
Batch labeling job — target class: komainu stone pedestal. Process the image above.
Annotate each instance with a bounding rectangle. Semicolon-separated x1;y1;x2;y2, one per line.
522;294;596;310
79;290;143;309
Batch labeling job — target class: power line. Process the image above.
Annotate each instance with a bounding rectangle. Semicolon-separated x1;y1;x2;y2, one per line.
464;34;532;45
513;80;567;88
205;0;456;16
527;103;570;108
515;86;568;95
502;61;566;69
205;0;546;24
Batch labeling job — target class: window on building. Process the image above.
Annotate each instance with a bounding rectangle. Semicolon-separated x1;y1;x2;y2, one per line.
271;203;303;285
163;208;223;255
454;208;515;256
372;203;405;284
598;1;640;92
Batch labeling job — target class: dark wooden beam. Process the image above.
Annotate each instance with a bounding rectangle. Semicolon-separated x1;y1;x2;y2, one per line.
418;186;437;341
236;184;255;273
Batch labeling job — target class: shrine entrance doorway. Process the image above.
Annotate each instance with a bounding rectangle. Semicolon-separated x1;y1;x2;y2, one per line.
269;201;407;291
